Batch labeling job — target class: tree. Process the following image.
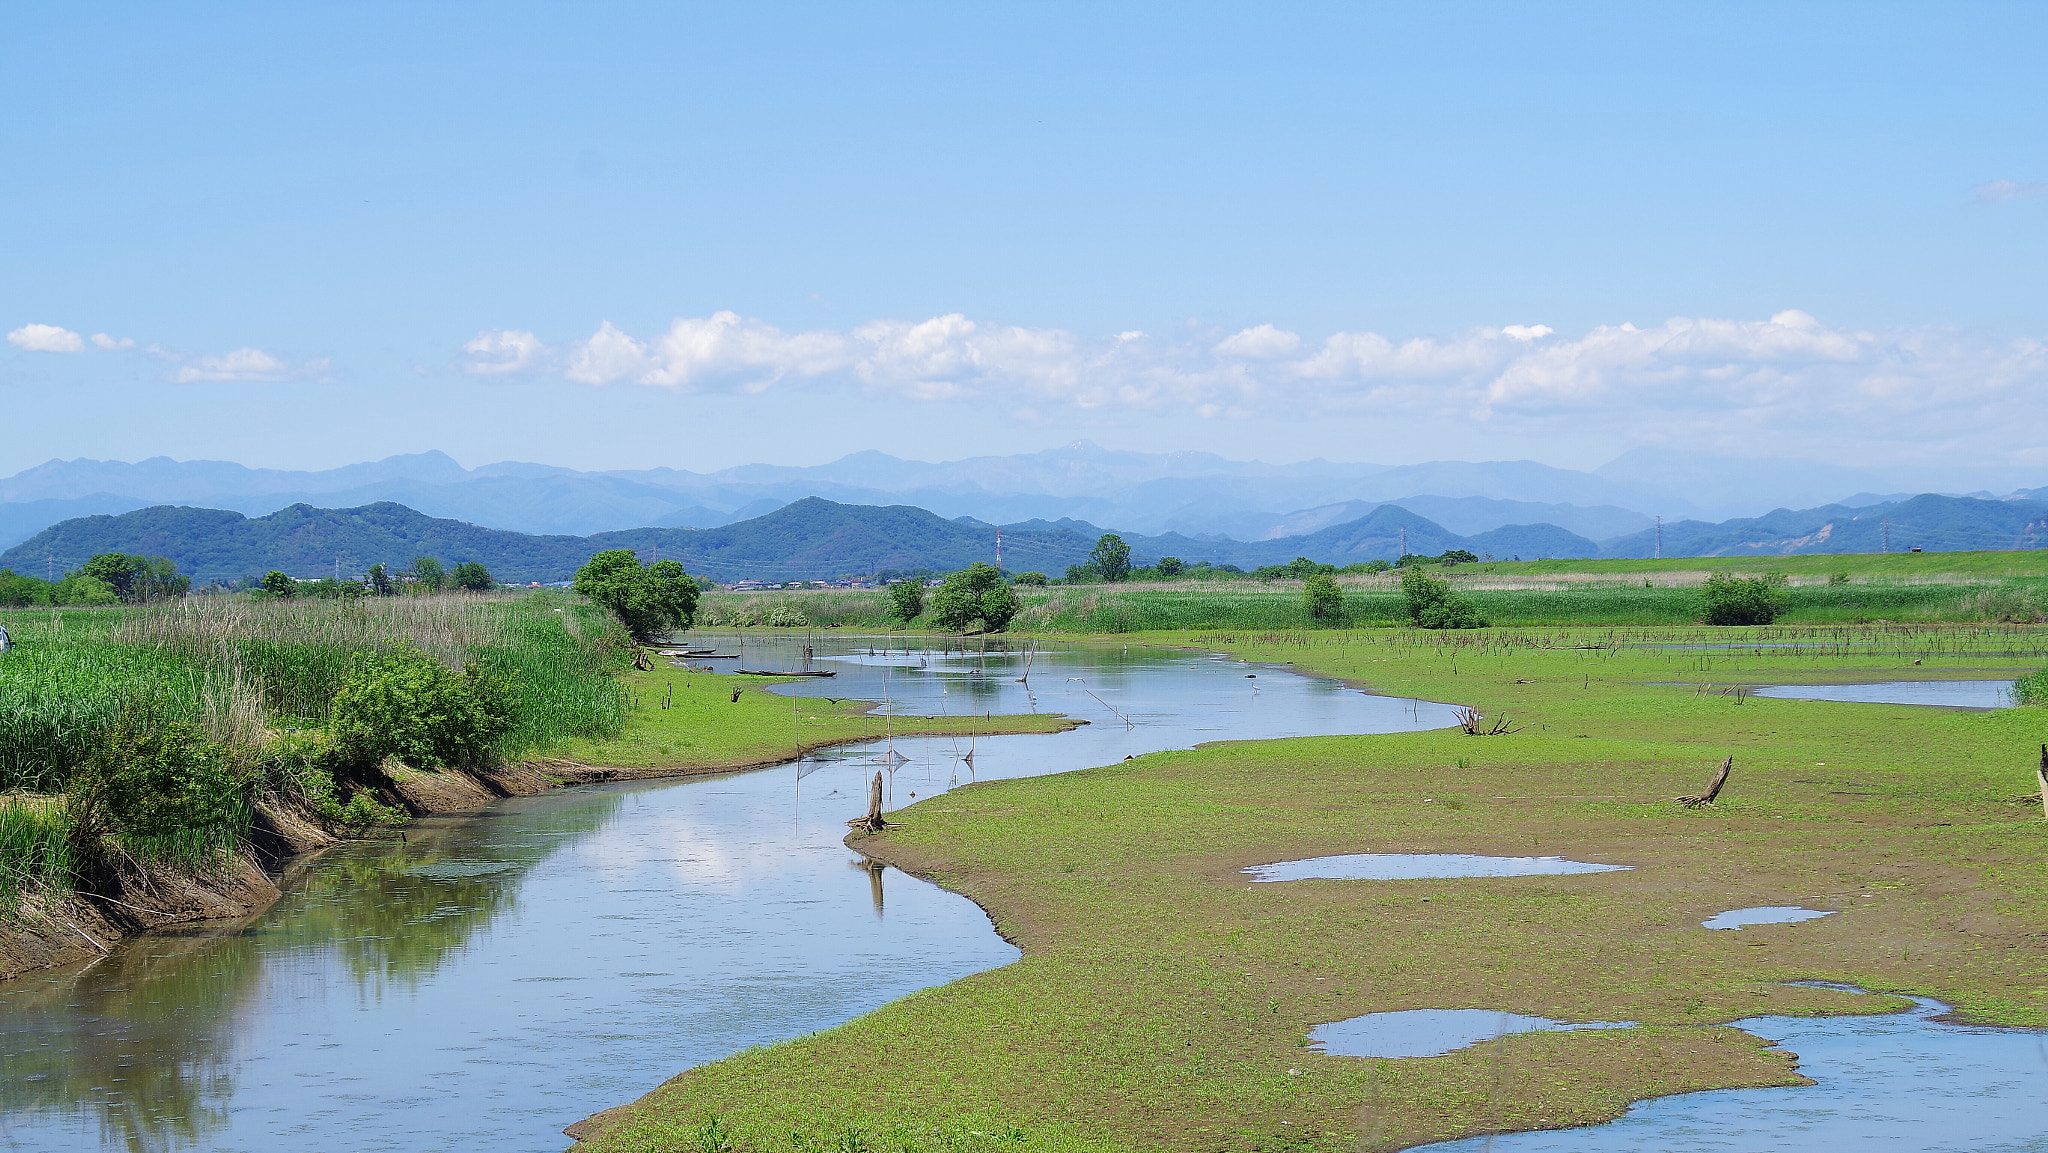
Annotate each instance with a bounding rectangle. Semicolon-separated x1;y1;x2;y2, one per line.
1701;572;1789;625
408;556;447;593
78;552;187;602
1400;567;1488;629
449;561;495;592
260;570;296;599
1012;571;1049;586
928;562;1020;632
887;580;925;621
1303;572;1345;623
1089;534;1133;583
1439;549;1479;565
1155;556;1184;578
367;563;396;596
573;550;699;639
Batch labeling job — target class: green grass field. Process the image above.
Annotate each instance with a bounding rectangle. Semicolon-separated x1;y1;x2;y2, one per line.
577;622;2048;1153
701;561;2048;635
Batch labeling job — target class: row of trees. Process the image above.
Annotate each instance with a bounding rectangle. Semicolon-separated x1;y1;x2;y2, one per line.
251;558;496;600
0;553;188;607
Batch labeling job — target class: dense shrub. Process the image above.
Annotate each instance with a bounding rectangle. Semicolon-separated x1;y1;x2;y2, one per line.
1303;573;1346;622
67;697;249;866
887;581;926;620
574;550;700;639
330;644;517;771
1701;572;1790;625
1400;568;1488;629
929;563;1021;632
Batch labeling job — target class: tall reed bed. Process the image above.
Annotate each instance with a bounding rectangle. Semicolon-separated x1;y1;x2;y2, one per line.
0;592;630;912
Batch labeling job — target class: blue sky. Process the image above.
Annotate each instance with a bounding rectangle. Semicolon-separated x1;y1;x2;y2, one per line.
5;2;2045;481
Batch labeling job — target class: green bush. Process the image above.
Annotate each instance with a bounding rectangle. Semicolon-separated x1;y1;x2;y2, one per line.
928;563;1021;632
1303;573;1345;623
1012;571;1049;587
66;698;249;866
1702;571;1790;625
449;561;495;591
1400;567;1488;629
574;550;700;639
330;644;517;771
2015;667;2048;707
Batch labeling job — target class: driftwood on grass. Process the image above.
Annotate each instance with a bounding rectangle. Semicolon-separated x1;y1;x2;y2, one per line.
1455;706;1522;736
2037;745;2048;822
1678;756;1735;808
631;649;652;671
847;771;889;833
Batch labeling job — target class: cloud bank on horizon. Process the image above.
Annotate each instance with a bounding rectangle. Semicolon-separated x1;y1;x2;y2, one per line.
455;309;2048;465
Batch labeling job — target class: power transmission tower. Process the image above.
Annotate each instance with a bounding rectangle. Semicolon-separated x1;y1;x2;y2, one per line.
1881;518;1890;553
47;553;55;583
995;528;1003;572
1399;526;1408;556
1654;515;1663;560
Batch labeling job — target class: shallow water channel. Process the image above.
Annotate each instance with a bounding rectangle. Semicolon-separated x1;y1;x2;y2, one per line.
0;635;1460;1153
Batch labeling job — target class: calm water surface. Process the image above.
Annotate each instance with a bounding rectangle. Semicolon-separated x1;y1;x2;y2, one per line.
0;634;1459;1153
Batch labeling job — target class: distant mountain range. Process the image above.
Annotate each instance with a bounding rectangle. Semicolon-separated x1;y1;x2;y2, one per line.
6;490;2045;585
6;444;2038;555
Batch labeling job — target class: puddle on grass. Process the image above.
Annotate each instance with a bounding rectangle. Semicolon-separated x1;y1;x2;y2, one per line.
1244;854;1632;882
1703;906;1834;930
1749;680;2016;709
1310;1009;1635;1058
1409;985;2048;1152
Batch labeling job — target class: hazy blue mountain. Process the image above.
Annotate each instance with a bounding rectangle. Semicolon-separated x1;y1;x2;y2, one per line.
1599;494;2048;558
0;494;154;551
5;446;2042;566
1264;496;1650;541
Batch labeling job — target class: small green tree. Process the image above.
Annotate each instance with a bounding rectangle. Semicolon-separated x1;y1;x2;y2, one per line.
1701;572;1789;625
449;561;494;591
886;580;925;621
260;570;296;599
79;553;188;602
1089;534;1133;583
408;556;447;593
1400;567;1488;629
1155;556;1184;579
1303;572;1345;623
1439;549;1479;565
367;563;396;596
1012;571;1049;586
56;574;121;605
573;550;699;639
928;563;1021;632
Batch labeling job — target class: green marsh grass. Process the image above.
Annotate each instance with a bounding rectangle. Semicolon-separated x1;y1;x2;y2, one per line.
583;620;2048;1153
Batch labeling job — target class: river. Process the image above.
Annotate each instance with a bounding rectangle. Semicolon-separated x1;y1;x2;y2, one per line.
0;634;1461;1152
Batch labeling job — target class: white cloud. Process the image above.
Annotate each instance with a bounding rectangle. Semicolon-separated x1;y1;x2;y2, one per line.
1977;179;2048;202
90;333;136;350
462;328;547;374
7;323;85;352
169;347;325;383
478;309;2048;466
1214;324;1301;359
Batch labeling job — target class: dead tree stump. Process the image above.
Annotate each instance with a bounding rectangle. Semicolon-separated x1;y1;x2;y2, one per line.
1678;756;1734;808
847;771;889;833
631;649;652;671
